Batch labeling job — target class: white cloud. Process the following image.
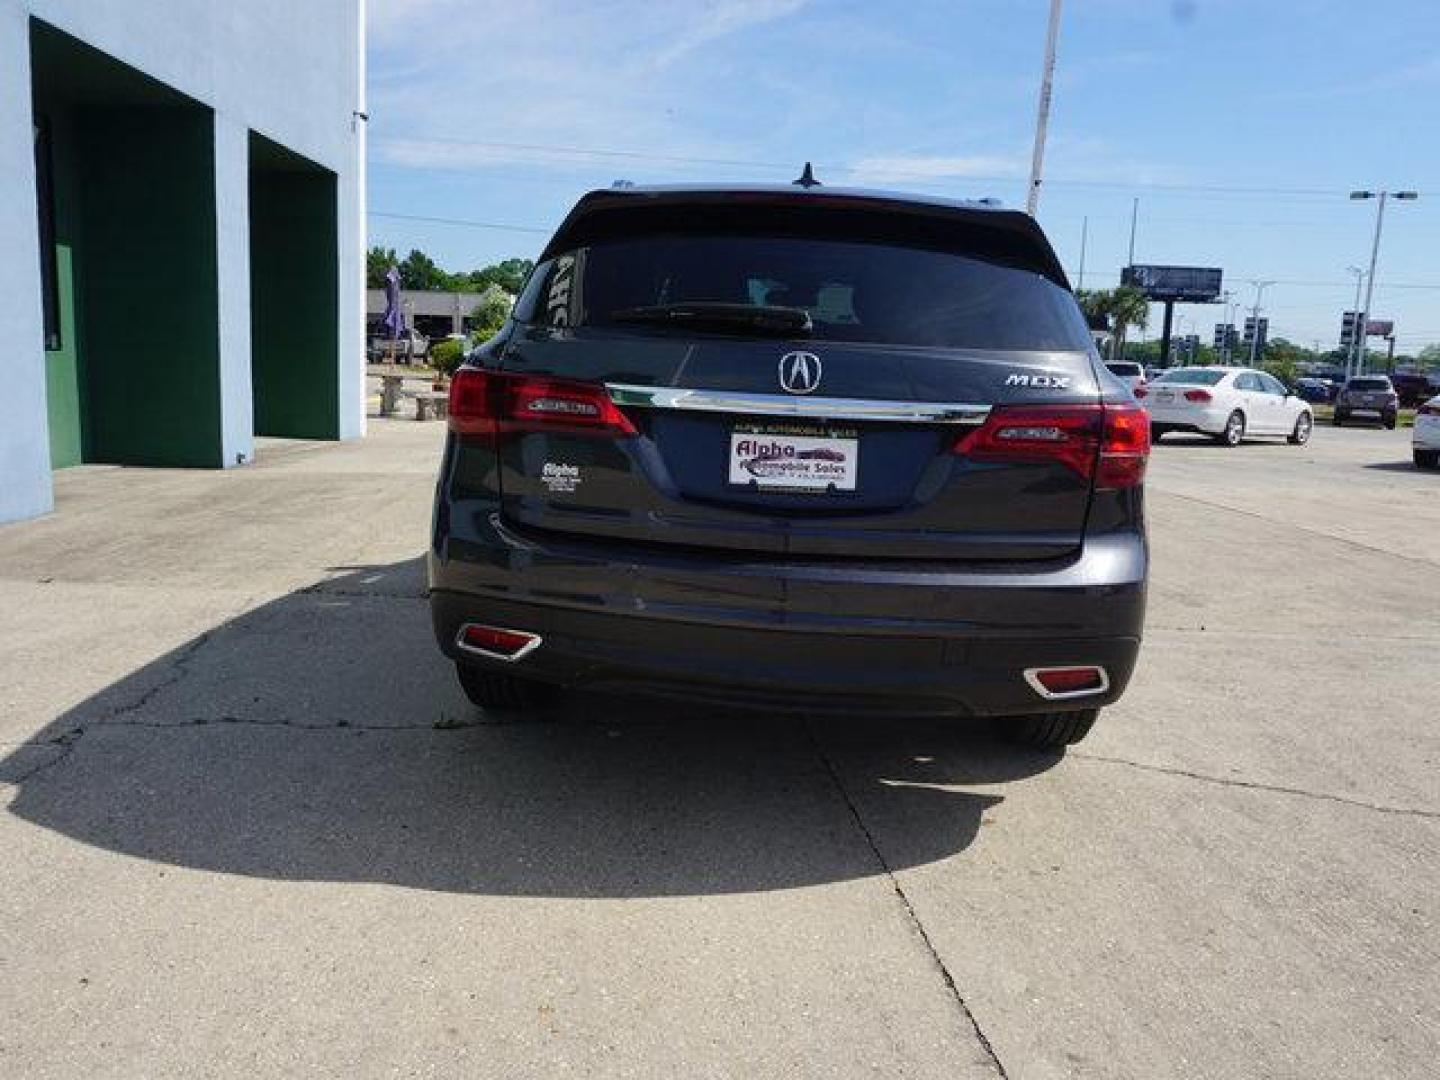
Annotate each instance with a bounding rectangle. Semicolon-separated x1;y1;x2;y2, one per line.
649;0;807;69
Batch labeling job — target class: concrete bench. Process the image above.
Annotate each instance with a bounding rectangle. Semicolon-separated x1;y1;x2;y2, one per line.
378;374;405;417
409;390;449;421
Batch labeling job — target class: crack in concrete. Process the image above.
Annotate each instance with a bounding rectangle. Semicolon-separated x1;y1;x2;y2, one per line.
803;719;1010;1079
297;584;427;600
106;632;214;720
1145;623;1440;643
1069;751;1440;820
106;715;441;732
4;634;219;785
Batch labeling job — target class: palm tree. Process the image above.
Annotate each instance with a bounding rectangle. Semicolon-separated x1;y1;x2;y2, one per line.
1105;286;1149;361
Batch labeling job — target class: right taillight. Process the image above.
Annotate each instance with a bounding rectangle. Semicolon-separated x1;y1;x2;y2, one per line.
1183;389;1212;403
1133;386;1149;399
448;366;637;442
1096;402;1150;489
954;402;1149;490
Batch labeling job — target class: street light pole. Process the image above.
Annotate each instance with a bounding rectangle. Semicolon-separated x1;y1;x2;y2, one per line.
1345;265;1365;379
1025;0;1064;216
1350;189;1418;377
1247;280;1274;368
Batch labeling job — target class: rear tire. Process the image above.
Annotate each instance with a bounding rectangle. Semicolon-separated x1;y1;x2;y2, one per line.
455;662;555;711
1216;410;1245;447
1288;413;1313;445
1383;413;1398;430
1333;411;1347;426
1416;449;1440;470
1007;709;1098;749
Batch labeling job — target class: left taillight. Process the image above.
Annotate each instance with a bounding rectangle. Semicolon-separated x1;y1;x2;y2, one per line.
955;402;1149;490
448;366;637;441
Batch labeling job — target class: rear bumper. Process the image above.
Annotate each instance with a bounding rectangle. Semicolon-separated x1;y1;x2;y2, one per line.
1146;403;1229;435
1337;401;1398;417
428;519;1146;717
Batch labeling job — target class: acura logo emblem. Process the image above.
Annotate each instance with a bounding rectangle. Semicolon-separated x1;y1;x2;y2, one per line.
779;351;822;395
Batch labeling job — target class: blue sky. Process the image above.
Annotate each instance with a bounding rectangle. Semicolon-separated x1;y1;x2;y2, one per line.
367;0;1440;352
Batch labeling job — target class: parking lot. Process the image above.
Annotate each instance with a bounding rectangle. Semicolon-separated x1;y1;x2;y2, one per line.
1;420;1436;1079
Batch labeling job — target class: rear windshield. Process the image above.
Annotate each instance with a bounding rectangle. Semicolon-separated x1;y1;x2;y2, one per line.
527;236;1092;351
1106;363;1143;377
1153;369;1226;386
1348;378;1391;391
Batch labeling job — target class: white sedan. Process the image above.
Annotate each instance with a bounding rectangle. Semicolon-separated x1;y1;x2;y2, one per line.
1415;395;1440;469
1137;366;1313;447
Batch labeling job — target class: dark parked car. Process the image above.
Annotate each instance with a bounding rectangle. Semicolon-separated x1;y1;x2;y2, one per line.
427;184;1150;749
1334;376;1400;428
1390;372;1436;409
1294;377;1336;404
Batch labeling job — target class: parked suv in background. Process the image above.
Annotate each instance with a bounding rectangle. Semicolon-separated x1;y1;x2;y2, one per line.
427;184;1150;749
1335;375;1399;428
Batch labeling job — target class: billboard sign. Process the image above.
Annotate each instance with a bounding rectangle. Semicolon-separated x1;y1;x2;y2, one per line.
1366;319;1394;338
1121;265;1223;302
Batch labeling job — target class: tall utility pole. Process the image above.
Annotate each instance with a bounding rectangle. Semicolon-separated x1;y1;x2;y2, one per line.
1247;280;1275;367
1077;216;1088;288
1127;197;1139;267
1025;0;1064;216
1350;190;1418;377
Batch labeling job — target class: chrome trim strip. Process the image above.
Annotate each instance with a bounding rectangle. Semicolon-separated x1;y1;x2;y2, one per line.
455;624;543;664
1023;666;1111;702
605;383;991;425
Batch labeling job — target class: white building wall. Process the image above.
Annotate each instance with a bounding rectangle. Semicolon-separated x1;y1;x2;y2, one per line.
0;4;53;523
0;0;365;523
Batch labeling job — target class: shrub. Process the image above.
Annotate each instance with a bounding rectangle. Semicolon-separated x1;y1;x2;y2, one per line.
429;338;466;377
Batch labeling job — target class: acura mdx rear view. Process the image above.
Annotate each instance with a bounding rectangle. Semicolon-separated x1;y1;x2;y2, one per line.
427;185;1149;748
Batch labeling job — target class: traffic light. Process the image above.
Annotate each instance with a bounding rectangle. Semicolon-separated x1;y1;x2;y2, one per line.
1242;317;1268;357
1340;311;1361;350
1213;323;1229;349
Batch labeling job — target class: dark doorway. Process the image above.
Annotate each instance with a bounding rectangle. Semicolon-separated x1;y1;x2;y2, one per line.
29;19;223;468
248;133;339;440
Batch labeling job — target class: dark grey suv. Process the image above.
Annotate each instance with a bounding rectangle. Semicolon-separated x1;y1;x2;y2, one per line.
427;184;1149;748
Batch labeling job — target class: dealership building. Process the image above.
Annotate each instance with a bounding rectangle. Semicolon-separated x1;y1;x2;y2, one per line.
0;0;366;524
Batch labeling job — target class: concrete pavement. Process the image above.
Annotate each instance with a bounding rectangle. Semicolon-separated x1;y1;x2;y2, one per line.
1;420;1436;1077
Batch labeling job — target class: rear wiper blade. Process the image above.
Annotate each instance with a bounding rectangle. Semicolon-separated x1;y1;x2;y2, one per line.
608;302;813;335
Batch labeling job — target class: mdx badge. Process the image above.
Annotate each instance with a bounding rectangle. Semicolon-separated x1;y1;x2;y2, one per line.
779;351;822;395
1006;373;1073;389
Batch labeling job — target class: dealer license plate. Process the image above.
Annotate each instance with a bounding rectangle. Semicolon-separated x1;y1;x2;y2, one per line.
728;423;858;492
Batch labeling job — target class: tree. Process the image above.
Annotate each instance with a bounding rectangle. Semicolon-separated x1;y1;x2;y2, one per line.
1106;286;1149;362
398;248;446;291
1075;287;1148;361
366;246;398;289
1262;337;1307;385
470;287;513;337
469;258;534;295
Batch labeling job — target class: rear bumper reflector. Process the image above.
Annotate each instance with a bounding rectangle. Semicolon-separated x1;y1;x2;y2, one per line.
455;624;543;662
1023;665;1110;700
